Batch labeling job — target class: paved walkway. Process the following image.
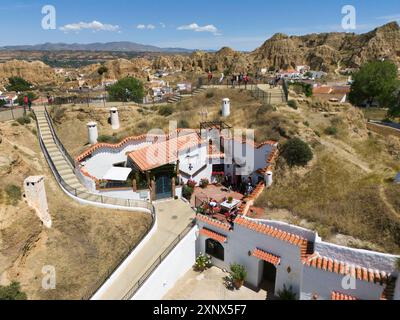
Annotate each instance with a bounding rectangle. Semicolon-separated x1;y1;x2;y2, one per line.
93;200;195;300
163;267;269;300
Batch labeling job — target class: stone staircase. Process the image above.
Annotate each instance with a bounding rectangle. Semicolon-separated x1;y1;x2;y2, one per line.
34;107;154;211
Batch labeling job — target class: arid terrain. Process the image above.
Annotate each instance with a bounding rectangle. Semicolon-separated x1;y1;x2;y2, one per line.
0;119;152;299
51;85;400;254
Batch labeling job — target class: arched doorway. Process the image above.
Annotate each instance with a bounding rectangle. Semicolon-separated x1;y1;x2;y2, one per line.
205;238;224;261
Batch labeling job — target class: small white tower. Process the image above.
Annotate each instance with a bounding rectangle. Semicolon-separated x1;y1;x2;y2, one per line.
222;98;231;117
265;171;273;187
87;122;98;145
110;107;120;130
24;176;52;228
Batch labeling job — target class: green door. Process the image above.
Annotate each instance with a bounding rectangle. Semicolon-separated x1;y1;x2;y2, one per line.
156;176;172;200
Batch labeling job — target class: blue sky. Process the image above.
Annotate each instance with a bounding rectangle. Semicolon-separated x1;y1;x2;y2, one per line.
0;0;399;50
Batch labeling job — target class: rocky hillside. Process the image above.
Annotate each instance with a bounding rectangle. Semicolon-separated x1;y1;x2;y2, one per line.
251;22;400;71
0;59;60;87
0;22;398;87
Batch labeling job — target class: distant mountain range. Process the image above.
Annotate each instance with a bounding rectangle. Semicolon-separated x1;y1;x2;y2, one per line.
0;41;194;53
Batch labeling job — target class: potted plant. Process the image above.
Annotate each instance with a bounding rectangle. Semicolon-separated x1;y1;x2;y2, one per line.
227;196;233;204
277;285;297;300
230;264;247;289
194;253;212;272
200;178;209;189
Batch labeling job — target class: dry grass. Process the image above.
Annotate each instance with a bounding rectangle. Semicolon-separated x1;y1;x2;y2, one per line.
0;121;152;300
256;150;400;253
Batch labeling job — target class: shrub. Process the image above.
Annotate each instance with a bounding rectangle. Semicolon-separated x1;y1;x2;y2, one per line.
277;285;297;300
396;258;400;272
16;116;31;125
200;178;209;189
303;121;310;127
182;185;194;201
0;282;27;300
187;180;196;189
52;107;66;123
194;254;212;272
257;103;274;116
287;100;298;110
281;138;313;167
230;264;247;282
98;135;119;143
324;126;338;136
178;119;190;128
158;105;174;116
206;91;215;99
5;185;22;205
6;77;32;92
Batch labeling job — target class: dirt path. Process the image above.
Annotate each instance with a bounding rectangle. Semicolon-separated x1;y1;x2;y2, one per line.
379;185;400;219
319;138;373;173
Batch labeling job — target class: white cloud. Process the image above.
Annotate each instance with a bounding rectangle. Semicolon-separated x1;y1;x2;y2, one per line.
177;23;220;35
60;20;120;33
376;14;400;21
160;22;166;28
137;24;156;30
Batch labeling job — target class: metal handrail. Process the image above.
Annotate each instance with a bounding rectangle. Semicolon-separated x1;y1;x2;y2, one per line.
121;219;196;300
43;106;76;169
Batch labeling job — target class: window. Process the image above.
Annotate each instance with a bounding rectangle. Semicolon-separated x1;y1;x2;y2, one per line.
206;239;224;261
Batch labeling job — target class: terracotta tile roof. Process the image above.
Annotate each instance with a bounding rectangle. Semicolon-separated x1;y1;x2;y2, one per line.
252;248;281;266
258;148;279;175
128;133;201;171
234;216;308;248
199;228;227;243
331;291;359;301
313;86;333;94
304;254;390;285
76;129;197;162
196;214;232;232
238;182;266;216
80;167;100;183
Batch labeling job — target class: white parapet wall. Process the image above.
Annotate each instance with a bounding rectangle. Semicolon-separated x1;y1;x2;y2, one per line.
132;226;198;300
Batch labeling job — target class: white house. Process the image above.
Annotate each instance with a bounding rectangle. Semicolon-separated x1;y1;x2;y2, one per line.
196;213;400;300
75;123;278;202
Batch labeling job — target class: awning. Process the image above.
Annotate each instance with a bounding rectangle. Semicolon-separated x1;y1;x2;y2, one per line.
102;167;132;181
199;228;227;243
252;248;281;266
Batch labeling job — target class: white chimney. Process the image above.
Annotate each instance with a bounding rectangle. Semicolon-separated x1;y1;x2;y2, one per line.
222;98;231;117
110;107;120;130
87;122;98;145
265;171;273;187
24;176;52;228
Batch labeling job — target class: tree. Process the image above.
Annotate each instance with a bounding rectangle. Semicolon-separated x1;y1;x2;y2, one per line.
107;77;144;103
6;77;32;92
0;282;27;300
0;99;5;108
388;91;400;118
349;61;400;111
281;138;313;167
97;66;108;76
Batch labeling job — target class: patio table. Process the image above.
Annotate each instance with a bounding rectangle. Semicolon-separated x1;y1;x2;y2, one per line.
220;199;241;212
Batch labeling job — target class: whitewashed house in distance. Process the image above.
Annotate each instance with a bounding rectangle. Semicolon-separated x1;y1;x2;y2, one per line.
75;121;278;202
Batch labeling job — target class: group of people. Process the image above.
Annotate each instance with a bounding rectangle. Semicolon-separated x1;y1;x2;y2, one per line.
206;71;251;89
